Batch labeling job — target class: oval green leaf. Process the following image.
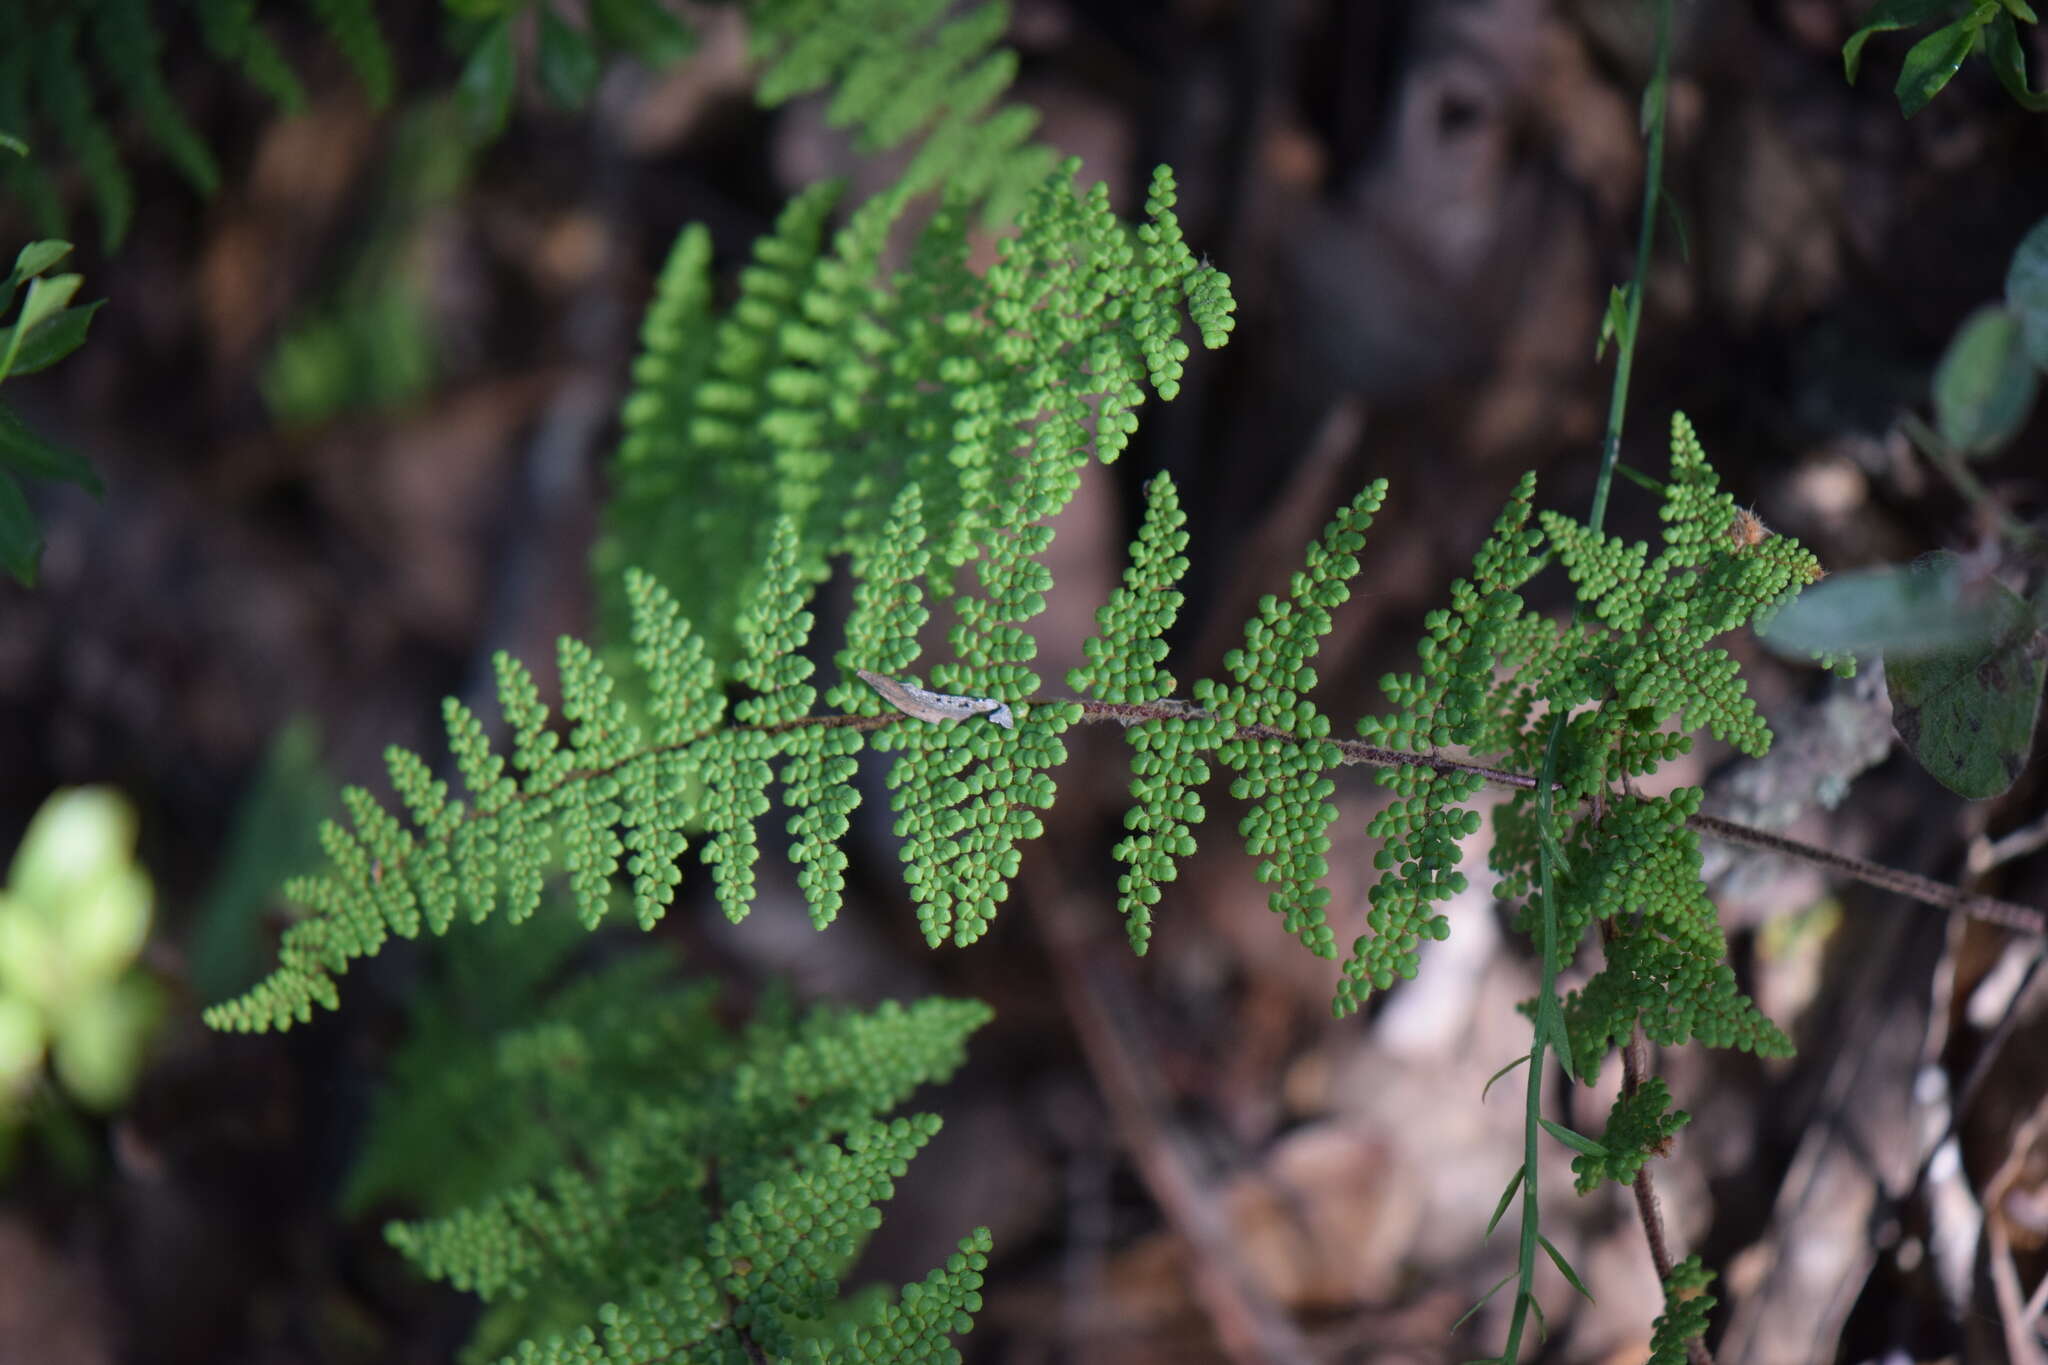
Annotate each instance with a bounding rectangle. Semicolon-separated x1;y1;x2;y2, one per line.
591;0;697;65
538;8;601;108
0;401;103;494
1933;304;2039;455
1761;553;2005;658
458;17;517;142
8;240;70;288
1844;0;1969;82
1986;12;2048;110
1897;15;1981;116
7;299;102;378
2008;213;2048;370
1886;553;2046;798
0;468;40;585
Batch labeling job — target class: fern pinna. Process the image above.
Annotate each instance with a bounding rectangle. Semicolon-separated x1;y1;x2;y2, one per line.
212;156;1832;1361
4;0;1039;251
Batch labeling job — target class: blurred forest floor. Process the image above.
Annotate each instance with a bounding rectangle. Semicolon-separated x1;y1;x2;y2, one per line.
3;1;2048;1362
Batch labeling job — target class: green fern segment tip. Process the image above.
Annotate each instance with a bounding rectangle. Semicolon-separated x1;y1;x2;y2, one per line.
1197;480;1388;960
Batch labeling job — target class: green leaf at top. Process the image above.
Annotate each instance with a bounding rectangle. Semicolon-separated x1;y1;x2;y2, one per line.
0;273;84;382
1897;11;1991;116
1538;1235;1596;1304
456;17;517;143
1595;284;1629;362
1537;1119;1608;1158
0;242;70;321
1933;304;2039;455
0;468;40;584
590;0;697;66
538;7;601;108
1986;12;2048;108
1845;0;1969;82
1760;553;2007;658
13;272;80;339
7;300;101;379
1887;553;2046;798
8;241;70;288
2009;214;2048;369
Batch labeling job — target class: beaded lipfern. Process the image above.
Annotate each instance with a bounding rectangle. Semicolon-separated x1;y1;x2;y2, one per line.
209;121;1849;1358
214;408;1829;1069
1487;413;1841;1080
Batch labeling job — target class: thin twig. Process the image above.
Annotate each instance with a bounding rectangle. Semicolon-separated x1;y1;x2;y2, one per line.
1080;699;2048;934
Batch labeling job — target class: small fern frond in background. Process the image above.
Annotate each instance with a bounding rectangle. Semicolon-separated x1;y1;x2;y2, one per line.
0;0;696;250
1484;413;1842;1079
25;13;135;251
749;0;1059;227
305;0;396;107
3;0;1056;257
190;0;309;112
343;909;992;1364
95;0;222;195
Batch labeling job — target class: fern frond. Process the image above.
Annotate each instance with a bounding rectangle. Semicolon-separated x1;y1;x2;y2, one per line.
0;13;64;237
602;185;843;671
342;915;724;1220
832;1227;992;1361
1071;472;1188;706
189;0;308;110
95;0;221;195
1451;418;1821;1070
35;17;132;251
306;0;397;108
366;988;991;1362
485;1128;988;1365
207;568;717;1031
750;0;1056;225
828;481;933;716
877;378;1092;946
